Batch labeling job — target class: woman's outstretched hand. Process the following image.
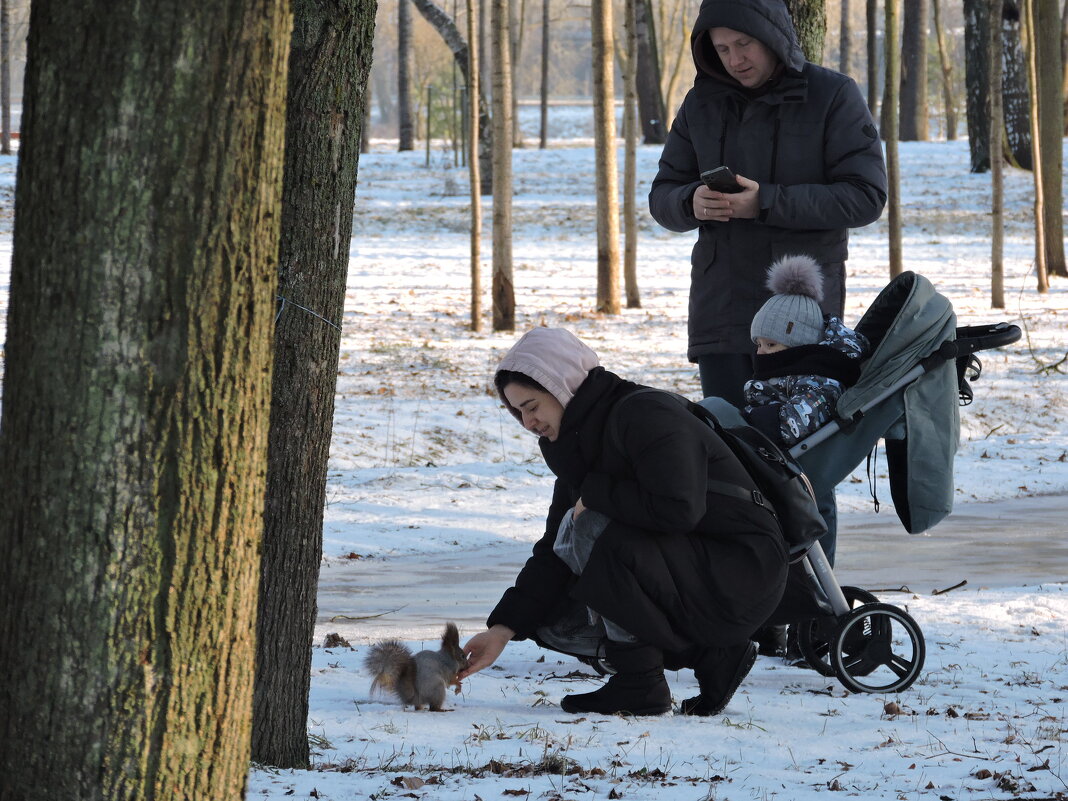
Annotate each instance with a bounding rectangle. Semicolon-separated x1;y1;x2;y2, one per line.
460;624;515;679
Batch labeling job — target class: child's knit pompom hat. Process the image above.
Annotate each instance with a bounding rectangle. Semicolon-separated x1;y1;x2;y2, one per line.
750;254;825;348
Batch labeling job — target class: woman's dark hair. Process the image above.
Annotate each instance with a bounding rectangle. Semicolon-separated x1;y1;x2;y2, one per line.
493;370;550;421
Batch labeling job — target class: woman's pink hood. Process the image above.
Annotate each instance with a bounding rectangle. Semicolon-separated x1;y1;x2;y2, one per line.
496;327;600;408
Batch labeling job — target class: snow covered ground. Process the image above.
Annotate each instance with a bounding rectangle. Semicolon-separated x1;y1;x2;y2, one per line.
1;112;1067;799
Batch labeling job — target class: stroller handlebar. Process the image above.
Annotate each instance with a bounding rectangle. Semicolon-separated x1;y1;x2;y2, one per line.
935;322;1023;361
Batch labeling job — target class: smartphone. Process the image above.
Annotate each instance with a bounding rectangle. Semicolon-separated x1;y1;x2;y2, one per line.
700;166;742;194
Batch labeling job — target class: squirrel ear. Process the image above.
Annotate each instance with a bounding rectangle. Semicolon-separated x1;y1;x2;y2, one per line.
443;622;460;647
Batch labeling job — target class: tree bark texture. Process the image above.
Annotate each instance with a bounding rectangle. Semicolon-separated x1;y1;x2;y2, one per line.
787;0;826;64
867;0;879;114
932;0;959;139
1028;0;1066;276
539;0;549;148
491;0;515;330
840;0;852;75
1001;1;1034;169
885;0;904;276
410;0;493;192
1;0;10;155
635;0;667;144
252;0;376;770
399;0;415;150
469;0;484;328
623;0;641;308
0;1;290;799
990;0;1005;308
592;0;620;314
964;0;992;169
899;0;929;140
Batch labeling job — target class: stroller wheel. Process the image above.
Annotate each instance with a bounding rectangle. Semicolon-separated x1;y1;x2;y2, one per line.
795;586;880;677
829;603;925;694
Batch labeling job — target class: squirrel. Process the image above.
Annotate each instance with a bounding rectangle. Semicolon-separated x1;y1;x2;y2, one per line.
363;622;469;711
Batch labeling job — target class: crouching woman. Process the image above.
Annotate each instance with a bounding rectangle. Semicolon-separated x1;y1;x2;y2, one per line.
461;328;788;716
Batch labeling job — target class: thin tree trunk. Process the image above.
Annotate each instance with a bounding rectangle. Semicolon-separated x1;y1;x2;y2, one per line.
635;0;667;144
623;0;641;308
399;0;415;150
886;0;904;276
469;0;484;328
0;0;9;155
0;1;290;797
410;0;494;192
491;0;515;330
964;0;992;170
867;0;879;115
1022;0;1049;290
539;0;549;148
1033;0;1066;276
840;0;852;74
510;0;525;147
252;0;375;770
932;0;958;139
990;0;1005;308
899;0;929;140
592;0;620;314
787;0;827;64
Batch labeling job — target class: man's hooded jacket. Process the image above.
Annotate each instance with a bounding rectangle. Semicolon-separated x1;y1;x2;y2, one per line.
649;0;888;359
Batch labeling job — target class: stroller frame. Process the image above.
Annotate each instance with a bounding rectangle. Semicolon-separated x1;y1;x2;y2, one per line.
778;279;1021;694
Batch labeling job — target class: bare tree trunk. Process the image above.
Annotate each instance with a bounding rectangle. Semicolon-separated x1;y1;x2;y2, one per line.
469;0;484;328
932;0;958;139
899;0;929;140
409;0;494;192
623;0;641;308
1002;1;1034;168
491;0;515;329
990;0;1005;308
1023;0;1065;284
0;0;9;155
635;0;667;144
787;0;827;63
840;0;852;74
510;0;525;147
252;0;375;770
539;0;549;149
886;0;904;276
399;0;415;150
964;0;992;170
1062;0;1068;131
0;1;290;797
592;0;620;314
480;0;489;95
867;0;879;115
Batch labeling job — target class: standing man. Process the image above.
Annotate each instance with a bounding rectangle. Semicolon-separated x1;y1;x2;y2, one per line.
649;0;887;408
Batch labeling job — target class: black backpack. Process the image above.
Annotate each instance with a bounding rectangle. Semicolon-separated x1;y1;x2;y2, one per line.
609;388;826;559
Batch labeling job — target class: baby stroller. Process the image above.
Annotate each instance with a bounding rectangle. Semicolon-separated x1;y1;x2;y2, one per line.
747;270;1021;695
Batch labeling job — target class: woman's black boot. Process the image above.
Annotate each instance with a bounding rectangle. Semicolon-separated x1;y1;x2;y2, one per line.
679;641;758;716
560;641;671;716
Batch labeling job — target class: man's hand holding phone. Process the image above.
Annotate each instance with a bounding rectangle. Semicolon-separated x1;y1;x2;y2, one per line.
693;166;760;222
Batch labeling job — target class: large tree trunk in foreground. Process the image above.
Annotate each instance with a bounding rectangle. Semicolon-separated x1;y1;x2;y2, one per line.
252;0;376;770
0;1;290;798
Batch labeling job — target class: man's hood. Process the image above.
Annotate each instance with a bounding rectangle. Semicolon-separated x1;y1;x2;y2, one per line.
690;0;806;83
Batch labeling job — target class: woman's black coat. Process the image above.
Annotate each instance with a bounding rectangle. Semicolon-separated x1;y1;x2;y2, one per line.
488;368;788;657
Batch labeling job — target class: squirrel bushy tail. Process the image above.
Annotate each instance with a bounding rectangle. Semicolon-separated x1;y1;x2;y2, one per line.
364;622;468;711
